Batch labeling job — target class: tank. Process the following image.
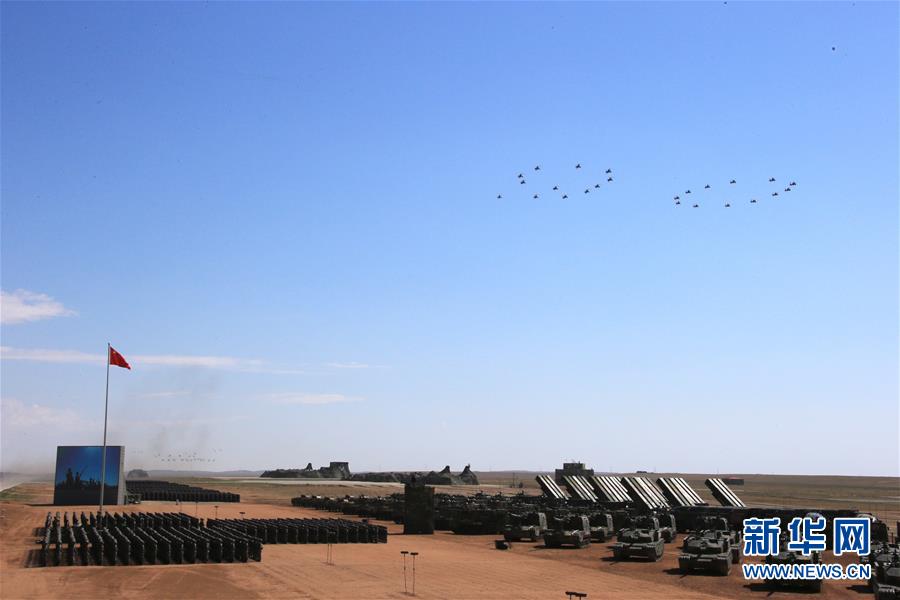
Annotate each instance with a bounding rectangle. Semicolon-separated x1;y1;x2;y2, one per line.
609;516;665;561
503;511;547;542
763;532;823;593
542;515;591;549
678;529;736;575
870;545;900;600
588;512;614;543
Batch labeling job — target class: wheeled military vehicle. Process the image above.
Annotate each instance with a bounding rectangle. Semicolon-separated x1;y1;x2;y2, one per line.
610;516;664;561
542;515;591;549
503;511;547;542
588;512;614;543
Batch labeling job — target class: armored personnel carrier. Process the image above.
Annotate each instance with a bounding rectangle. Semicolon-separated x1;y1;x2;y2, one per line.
588;512;614;543
610;516;665;561
503;511;547;542
678;529;737;575
542;515;591;549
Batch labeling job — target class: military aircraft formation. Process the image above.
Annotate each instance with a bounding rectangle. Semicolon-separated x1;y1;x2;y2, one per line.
673;177;797;208
497;164;798;209
496;163;614;200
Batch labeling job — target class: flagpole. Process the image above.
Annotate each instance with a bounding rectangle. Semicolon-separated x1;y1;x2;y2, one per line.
99;342;110;521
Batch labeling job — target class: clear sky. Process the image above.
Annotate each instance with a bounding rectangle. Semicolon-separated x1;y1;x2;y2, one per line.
2;1;897;477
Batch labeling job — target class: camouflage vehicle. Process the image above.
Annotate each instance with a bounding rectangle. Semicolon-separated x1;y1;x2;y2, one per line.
542;515;591;549
869;545;900;600
588;512;614;543
610;516;665;561
678;529;736;575
503;511;547;542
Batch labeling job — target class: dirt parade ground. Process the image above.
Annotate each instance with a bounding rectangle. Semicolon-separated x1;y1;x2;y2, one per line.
1;477;896;600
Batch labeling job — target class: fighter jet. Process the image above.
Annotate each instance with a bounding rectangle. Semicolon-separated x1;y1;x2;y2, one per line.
496;194;502;199
575;163;582;169
789;181;797;186
768;177;776;182
520;179;526;185
692;203;699;208
562;194;568;199
724;202;731;207
729;179;737;184
607;177;613;182
750;198;758;203
517;173;524;179
533;194;539;199
674;195;680;200
704;184;711;189
584;189;590;194
675;200;681;205
685;190;692;194
784;187;791;192
772;192;779;197
605;168;612;174
552;185;559;191
534;165;541;171
594;184;601;188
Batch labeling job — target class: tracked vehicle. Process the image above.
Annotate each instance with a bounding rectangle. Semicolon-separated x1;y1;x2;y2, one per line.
869;545;900;600
542;515;590;549
588;512;614;543
678;529;737;575
502;511;547;543
610;516;664;561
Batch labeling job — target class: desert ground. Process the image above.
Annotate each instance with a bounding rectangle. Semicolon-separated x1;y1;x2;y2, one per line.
0;474;897;600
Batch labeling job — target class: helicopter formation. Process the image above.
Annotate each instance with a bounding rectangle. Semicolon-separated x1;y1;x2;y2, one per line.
496;163;614;200
673;177;798;208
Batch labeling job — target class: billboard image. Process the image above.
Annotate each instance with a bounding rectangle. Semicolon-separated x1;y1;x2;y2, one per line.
53;446;125;506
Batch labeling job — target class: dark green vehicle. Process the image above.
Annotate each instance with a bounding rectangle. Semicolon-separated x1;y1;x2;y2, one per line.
503;511;547;542
542;515;591;549
678;529;737;575
610;516;664;561
588;512;614;543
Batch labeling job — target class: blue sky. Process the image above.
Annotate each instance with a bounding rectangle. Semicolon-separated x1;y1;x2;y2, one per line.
2;2;897;476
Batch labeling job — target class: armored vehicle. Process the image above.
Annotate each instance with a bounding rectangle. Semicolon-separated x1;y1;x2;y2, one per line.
656;512;677;543
763;532;823;593
588;512;614;543
610;516;665;561
503;511;547;543
869;545;900;600
542;515;591;549
678;529;737;575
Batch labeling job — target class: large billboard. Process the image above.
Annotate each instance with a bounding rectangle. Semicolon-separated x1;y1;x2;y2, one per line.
53;446;125;506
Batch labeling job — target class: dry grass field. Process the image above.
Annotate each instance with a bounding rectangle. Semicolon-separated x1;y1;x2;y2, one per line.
0;474;896;599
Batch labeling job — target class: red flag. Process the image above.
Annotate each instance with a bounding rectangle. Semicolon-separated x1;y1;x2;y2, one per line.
109;346;131;370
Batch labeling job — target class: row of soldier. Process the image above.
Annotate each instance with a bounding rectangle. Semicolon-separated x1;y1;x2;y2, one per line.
37;511;261;567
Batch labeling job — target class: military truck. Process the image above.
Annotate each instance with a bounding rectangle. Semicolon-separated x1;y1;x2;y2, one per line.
610;516;665;561
588;512;615;543
678;529;736;575
543;515;591;549
503;511;547;543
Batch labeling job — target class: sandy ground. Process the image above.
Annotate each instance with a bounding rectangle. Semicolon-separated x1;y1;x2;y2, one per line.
0;480;889;600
